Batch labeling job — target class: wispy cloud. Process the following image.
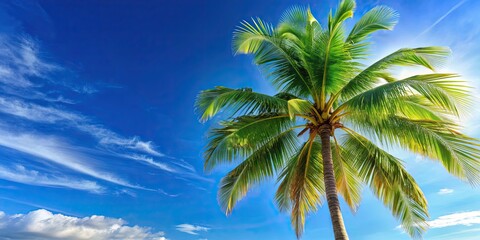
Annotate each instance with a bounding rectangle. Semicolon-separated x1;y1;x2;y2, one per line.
0;96;84;123
0;164;104;193
0;8;207;196
79;124;165;157
176;224;210;235
415;0;468;39
0;128;142;189
0;97;209;186
0;209;167;240
0;95;166;158
438;188;454;195
0;35;58;88
121;154;177;173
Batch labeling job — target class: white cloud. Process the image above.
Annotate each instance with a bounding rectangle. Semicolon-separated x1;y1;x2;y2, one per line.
0;20;208;194
176;224;209;235
0;96;165;158
0;128;142;189
0;164;104;193
121;154;176;173
0;209;166;240
0;96;84;123
429;211;480;228
438;188;454;195
0;35;57;87
82;124;165;157
0;35;165;159
415;0;468;40
130;139;164;157
114;189;137;198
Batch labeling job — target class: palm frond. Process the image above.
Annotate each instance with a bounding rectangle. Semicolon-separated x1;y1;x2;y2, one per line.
397;95;449;120
196;86;289;122
233;18;314;97
218;130;298;214
275;138;324;238
342;129;428;238
204;114;294;171
339;47;451;99
347;6;398;44
347;115;480;185
277;6;309;42
340;73;471;117
331;137;363;212
315;25;357;103
287;98;316;120
318;0;356;106
329;0;356;31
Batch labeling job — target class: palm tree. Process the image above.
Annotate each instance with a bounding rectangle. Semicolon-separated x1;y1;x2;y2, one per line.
195;0;480;239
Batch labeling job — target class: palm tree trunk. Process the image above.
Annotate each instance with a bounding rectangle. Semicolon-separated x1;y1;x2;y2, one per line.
319;126;349;240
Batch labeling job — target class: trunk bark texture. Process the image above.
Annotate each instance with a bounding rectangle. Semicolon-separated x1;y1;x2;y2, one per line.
319;126;349;240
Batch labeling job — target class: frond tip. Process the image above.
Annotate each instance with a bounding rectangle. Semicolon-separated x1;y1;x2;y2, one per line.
195;86;289;122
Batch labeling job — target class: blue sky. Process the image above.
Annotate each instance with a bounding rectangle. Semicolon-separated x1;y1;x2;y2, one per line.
0;0;479;239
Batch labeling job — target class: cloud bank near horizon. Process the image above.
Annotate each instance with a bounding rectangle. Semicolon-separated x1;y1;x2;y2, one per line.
0;209;167;240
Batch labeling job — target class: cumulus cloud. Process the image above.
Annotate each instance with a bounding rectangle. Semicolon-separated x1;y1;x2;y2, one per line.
429;211;480;229
176;224;209;235
438;188;454;195
0;164;104;193
0;209;166;240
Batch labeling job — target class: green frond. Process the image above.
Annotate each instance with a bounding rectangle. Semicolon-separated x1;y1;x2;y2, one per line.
331;138;363;212
340;47;451;99
204;114;293;171
397;95;448;120
330;0;356;31
376;72;397;83
347;115;480;185
310;0;358;106
342;130;428;238
218;130;298;214
341;73;471;117
277;6;312;42
195;86;289;122
287;98;315;120
275;92;300;100
279;6;308;29
233;18;314;97
347;6;398;44
234;18;276;54
275;139;324;238
306;8;319;25
315;25;357;101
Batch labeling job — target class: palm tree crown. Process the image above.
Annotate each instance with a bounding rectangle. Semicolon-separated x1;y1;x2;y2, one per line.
196;0;480;239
